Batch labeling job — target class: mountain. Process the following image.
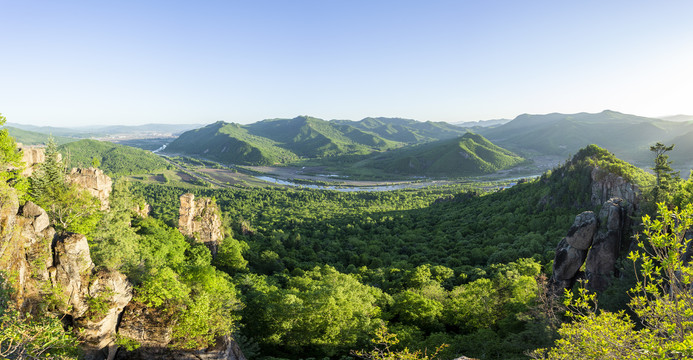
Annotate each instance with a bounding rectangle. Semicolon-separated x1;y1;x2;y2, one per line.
356;133;524;176
658;114;693;122
59;139;172;176
476;110;693;166
3;126;77;145
7;122;202;138
452;118;512;128
164;121;298;165
164;116;472;166
246;116;400;158
334;117;468;143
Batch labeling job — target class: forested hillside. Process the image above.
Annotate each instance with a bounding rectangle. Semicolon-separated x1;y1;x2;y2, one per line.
59;139;172;176
356;133;525;176
3;126;76;145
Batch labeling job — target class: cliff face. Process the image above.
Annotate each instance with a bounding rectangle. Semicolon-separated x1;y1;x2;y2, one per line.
68;167;113;210
178;193;223;256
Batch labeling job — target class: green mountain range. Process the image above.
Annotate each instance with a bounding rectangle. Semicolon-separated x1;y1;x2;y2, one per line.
476;110;693;167
164;116;468;167
357;133;525;176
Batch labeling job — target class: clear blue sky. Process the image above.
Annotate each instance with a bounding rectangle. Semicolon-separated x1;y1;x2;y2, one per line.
2;1;692;126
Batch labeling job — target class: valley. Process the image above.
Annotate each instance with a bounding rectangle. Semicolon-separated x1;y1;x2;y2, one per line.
2;111;693;360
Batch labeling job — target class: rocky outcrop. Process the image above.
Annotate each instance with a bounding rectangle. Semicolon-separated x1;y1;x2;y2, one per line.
16;143;46;177
178;193;223;256
552;197;634;292
76;270;133;360
590;167;640;209
133;202;151;218
68;167;113;210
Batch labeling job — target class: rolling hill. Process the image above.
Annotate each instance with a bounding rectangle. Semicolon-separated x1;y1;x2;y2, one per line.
356;133;525;176
59;139;172;176
164;121;299;166
3;126;77;145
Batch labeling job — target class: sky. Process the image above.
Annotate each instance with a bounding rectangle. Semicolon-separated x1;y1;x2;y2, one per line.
2;1;693;127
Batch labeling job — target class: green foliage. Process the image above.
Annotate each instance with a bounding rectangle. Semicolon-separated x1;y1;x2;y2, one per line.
130;145;653;359
59;139;171;176
239;266;385;357
135;266;189;308
0;274;80;359
352;324;448;360
213;236;249;273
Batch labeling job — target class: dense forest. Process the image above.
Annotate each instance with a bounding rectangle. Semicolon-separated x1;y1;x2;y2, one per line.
2;110;693;359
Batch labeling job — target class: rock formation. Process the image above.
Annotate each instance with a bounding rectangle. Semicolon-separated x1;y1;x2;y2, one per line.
590;167;640;209
551;198;633;292
178;193;223;256
16;143;46;177
68;167;113;210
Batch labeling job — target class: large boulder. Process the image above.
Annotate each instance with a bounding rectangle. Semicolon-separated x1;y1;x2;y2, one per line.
178;193;223;256
552;238;589;290
117;302;175;352
21;201;50;234
0;190;55;310
565;211;598;250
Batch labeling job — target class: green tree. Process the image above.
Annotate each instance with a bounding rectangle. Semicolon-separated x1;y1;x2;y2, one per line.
0;274;80;359
650;142;679;204
0;113;28;195
352;325;447;360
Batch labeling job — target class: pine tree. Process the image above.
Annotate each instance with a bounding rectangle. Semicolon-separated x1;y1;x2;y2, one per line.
650;142;679;204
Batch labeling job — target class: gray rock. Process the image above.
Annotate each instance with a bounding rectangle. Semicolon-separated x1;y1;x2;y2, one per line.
565;211;598;250
552;238;588;289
